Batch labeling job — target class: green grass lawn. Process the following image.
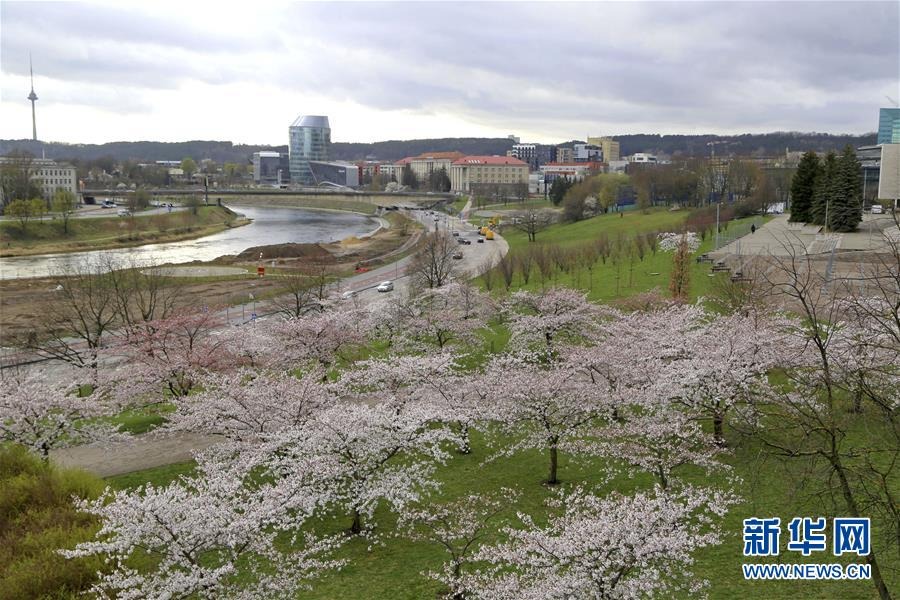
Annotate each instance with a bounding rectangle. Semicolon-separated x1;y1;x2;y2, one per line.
477;210;766;303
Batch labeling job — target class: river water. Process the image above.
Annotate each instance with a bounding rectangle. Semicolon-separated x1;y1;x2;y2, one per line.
0;205;380;280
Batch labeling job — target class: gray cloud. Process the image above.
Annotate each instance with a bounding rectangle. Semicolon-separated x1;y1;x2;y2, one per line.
1;1;897;138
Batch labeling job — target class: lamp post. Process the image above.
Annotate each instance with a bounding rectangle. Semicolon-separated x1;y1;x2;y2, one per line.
715;202;720;250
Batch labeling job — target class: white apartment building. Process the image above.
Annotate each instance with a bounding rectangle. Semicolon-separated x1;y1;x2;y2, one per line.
0;156;78;200
449;156;529;192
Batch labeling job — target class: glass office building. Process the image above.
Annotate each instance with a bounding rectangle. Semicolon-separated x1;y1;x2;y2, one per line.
288;115;331;185
877;108;900;145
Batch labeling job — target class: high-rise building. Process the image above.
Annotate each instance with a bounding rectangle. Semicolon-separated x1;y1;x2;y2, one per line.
288;115;331;185
252;151;290;185
877;108;900;144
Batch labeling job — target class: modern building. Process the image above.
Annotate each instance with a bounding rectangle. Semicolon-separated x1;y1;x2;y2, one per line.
587;136;620;162
877;144;899;208
508;144;537;169
877;108;900;145
630;153;659;164
0;156;78;201
308;161;359;188
574;143;601;162
449;156;529;193
858;144;900;209
556;147;574;163
252;151;290;185
288;115;331;185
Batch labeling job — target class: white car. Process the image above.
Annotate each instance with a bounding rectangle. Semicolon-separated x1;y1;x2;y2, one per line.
376;281;394;293
871;204;883;214
117;209;132;217
341;290;357;300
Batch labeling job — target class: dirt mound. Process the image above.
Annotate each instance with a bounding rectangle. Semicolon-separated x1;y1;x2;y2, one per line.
235;243;333;261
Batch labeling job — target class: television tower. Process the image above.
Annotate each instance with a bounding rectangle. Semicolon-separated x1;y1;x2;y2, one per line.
27;54;38;141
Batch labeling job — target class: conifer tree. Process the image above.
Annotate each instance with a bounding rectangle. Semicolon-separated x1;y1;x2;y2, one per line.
788;151;819;223
810;151;837;227
828;145;862;232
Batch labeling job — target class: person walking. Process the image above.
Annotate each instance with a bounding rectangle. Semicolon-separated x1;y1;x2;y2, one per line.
751;223;756;234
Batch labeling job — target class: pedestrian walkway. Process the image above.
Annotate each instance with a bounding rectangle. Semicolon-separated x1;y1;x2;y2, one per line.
51;432;221;478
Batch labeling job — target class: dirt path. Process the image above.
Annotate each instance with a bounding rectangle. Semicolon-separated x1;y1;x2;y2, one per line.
50;432;221;478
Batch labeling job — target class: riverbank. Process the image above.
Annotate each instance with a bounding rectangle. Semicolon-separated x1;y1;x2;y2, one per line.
0;210;419;344
0;206;248;258
225;195;379;215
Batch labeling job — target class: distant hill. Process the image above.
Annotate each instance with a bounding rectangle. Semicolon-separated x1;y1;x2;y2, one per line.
0;132;876;165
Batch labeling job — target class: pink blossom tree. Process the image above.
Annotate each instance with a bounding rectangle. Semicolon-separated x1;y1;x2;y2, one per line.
396;282;489;351
265;305;369;375
588;409;729;490
665;310;787;444
104;308;238;403
398;489;519;599
481;357;607;484
64;455;344;599
163;367;335;443
504;287;603;359
459;485;737;599
259;400;459;535
0;369;123;459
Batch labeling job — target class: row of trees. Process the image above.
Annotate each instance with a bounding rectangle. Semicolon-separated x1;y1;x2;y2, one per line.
789;146;863;231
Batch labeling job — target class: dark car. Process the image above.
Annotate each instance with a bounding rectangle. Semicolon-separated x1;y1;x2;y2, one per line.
477;238;485;244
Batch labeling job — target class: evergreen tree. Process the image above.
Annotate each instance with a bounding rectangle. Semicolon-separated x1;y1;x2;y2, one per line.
549;177;571;206
828;145;862;232
810;151;837;227
788;151;819;223
401;164;418;189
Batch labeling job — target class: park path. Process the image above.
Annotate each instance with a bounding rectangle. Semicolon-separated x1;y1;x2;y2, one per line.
47;206;509;478
51;432;221;478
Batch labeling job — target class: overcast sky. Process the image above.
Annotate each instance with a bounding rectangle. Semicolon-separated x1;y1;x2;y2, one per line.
1;1;897;145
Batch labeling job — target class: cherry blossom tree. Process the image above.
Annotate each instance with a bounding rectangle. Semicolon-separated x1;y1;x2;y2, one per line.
396;282;489;351
398;490;518;599
259;400;458;535
459;485;737;599
588;409;728;490
105;308;238;403
265;305;369;375
163;367;334;443
504;287;603;359
665;310;787;444
64;454;344;599
482;357;607;484
0;369;123;459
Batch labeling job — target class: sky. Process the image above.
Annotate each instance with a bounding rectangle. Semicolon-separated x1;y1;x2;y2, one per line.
1;1;898;146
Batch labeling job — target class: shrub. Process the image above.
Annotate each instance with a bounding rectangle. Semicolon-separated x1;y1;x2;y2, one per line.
0;446;108;599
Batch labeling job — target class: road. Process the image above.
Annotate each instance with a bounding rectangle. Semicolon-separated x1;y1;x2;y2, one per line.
45;207;508;479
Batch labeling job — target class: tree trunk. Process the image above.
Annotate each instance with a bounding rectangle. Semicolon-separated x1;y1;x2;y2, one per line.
350;509;362;535
713;413;724;444
547;442;559;485
832;451;892;600
457;422;471;455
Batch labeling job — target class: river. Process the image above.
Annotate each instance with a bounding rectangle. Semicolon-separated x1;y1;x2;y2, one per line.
0;205;380;280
